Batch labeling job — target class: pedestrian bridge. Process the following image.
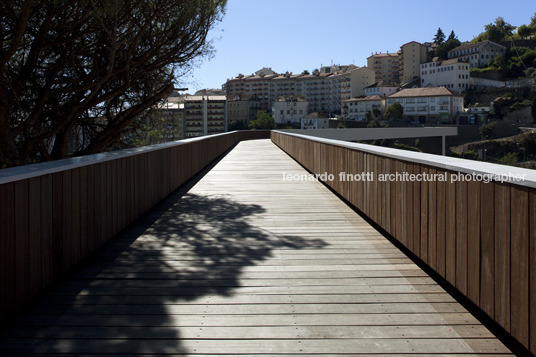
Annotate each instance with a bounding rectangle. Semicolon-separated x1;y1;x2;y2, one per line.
0;131;534;355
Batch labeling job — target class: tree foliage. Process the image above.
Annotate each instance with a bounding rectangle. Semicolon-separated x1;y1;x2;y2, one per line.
517;24;534;39
485;17;515;42
532;96;536;124
384;102;404;120
0;0;226;167
433;28;445;45
479;122;496;140
434;37;462;60
249;110;274;130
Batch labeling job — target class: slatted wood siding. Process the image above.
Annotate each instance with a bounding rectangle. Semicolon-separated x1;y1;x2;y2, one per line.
0;131;269;322
272;131;536;355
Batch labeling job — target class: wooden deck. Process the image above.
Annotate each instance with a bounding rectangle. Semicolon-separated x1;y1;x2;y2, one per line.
0;139;513;355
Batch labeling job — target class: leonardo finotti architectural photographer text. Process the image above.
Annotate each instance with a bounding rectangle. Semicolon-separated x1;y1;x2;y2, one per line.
282;171;526;184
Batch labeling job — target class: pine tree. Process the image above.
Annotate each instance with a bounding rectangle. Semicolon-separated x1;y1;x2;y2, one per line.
434;28;446;44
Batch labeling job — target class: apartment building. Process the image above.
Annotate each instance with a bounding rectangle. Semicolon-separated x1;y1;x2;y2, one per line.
364;82;399;97
272;95;308;125
399;41;428;84
420;58;470;92
301;112;330;129
367;52;400;84
447;40;506;68
342;95;385;121
227;94;261;127
182;95;227;138
154;98;185;140
226;66;366;117
386;87;464;123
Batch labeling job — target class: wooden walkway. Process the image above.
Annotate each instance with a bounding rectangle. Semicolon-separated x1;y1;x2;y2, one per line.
0;139;513;355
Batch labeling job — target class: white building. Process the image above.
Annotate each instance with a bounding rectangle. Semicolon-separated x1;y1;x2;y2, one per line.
301;112;330;129
420;58;470;92
343;95;385;121
364;82;399;97
447;40;506;68
386;87;464;124
272;95;308;125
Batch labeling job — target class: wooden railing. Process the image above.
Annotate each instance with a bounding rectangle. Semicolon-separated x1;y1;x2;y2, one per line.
272;130;536;355
0;130;270;322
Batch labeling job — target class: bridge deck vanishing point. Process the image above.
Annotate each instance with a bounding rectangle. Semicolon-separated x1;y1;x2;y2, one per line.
0;139;513;355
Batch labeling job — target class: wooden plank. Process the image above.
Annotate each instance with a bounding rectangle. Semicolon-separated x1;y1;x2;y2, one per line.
40;175;53;289
51;173;63;277
455;179;468;295
530;188;536;355
14;179;29;305
420;166;429;264
0;183;15;318
480;181;494;318
28;177;42;296
436;169;446;278
86;165;96;253
428;167;437;270
62;170;73;271
71;168;81;265
412;163;421;257
510;185;529;348
79;166;88;258
445;173;456;284
467;180;481;305
0;140;512;356
494;183;510;331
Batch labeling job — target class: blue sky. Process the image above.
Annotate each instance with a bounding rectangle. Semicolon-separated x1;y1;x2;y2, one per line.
183;0;536;92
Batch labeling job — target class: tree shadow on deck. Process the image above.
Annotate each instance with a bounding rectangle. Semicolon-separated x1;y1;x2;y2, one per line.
0;190;327;355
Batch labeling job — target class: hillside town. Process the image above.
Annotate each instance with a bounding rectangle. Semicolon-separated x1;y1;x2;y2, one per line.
156;32;535;143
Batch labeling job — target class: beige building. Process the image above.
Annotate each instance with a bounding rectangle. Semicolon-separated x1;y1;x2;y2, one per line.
447;40;506;68
227;94;261;127
182;95;227;138
343;95;385;121
399;41;428;84
386;87;464;123
225;66;366;117
367;52;400;85
272;95;308;126
154;98;185;140
364;82;399;97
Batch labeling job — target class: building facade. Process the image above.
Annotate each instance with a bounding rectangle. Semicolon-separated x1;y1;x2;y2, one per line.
399;41;428;84
367;52;400;84
182;95;227;138
225;66;368;117
227;94;261;127
301;112;330;129
364;82;399;97
447;40;506;68
342;95;385;121
420;58;470;92
272;95;308;125
386;87;464;123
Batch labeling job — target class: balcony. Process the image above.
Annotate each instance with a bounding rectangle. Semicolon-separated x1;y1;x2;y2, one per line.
0;131;533;355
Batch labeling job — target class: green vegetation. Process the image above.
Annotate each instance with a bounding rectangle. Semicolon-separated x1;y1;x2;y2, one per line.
249;110;275;130
384;103;404;121
394;142;422;152
451;132;536;168
433;28;446;45
433;30;461;60
475;46;536;78
532;97;536;124
500;152;519;166
479;122;496;140
0;0;227;167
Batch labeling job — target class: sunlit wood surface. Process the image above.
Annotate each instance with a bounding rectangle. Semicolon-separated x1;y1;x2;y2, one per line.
0;139;512;355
